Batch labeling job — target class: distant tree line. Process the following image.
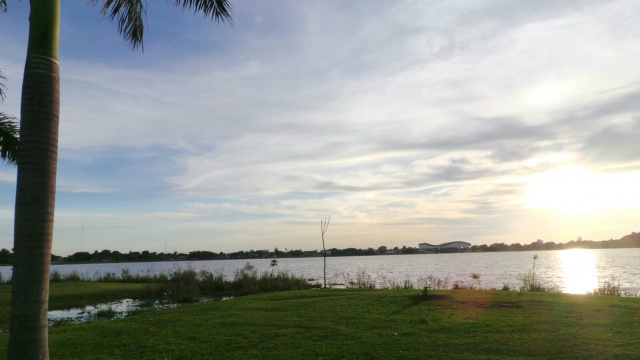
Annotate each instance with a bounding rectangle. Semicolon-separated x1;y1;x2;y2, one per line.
0;232;638;265
471;232;640;252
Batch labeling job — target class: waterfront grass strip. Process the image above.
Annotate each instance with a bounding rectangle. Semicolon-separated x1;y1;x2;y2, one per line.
0;283;147;331
1;288;639;359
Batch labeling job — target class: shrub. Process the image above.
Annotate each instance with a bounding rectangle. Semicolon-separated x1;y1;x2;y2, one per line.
517;271;557;292
50;270;63;282
420;286;431;300
49;270;86;282
588;277;622;296
451;273;484;290
141;263;316;301
95;307;118;319
167;269;200;302
347;268;376;289
198;270;229;293
417;275;451;290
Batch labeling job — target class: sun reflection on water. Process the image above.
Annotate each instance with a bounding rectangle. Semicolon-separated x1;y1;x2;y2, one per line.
558;249;598;294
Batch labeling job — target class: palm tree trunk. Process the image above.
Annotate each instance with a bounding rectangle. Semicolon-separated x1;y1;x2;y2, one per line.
8;1;60;359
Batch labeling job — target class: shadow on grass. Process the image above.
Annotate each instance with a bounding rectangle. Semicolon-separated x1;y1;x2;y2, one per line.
412;294;452;304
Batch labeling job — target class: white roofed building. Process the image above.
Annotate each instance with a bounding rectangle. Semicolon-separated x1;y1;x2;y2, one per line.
419;241;471;252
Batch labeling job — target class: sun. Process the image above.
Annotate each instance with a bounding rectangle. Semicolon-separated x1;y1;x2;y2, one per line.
523;166;640;214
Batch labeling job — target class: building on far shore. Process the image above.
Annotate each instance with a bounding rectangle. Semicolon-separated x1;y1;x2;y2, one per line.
418;241;471;253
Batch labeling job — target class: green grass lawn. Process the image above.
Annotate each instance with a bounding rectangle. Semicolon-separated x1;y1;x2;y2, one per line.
1;288;639;359
0;282;147;331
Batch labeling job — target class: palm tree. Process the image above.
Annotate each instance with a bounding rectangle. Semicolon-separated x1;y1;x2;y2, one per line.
3;1;232;359
0;115;18;165
0;70;19;165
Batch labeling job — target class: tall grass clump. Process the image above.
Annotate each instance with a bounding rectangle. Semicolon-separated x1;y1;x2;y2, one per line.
588;277;622;296
390;279;414;290
347;268;376;289
517;271;558;292
233;263;314;295
145;263;317;302
95;307;118;319
112;268;168;283
166;269;201;302
452;272;485;290
50;270;86;282
417;275;451;290
517;254;557;292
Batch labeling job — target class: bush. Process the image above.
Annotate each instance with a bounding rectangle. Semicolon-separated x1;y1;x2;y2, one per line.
347;268;376;289
417;275;451;290
50;270;85;282
420;286;430;300
141;263;316;302
588;277;622;296
517;271;557;292
95;307;118;319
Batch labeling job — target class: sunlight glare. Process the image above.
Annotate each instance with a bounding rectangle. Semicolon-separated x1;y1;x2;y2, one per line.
558;249;598;294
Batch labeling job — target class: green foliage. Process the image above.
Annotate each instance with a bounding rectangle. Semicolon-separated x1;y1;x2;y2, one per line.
94;307;117;319
588;277;622;296
517;270;558;292
346;268;376;289
0;70;19;166
516;253;557;292
0;248;11;265
139;263;316;302
50;271;83;283
88;0;232;51
232;263;316;295
417;275;451;290
381;278;415;290
165;269;201;303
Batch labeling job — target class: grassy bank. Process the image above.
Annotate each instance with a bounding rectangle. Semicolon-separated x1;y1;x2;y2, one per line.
0;282;147;331
1;288;639;359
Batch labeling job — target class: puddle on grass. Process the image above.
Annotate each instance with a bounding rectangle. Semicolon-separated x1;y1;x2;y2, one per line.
48;297;231;327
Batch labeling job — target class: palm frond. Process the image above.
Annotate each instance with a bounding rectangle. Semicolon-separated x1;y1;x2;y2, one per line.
92;0;233;50
0;0;7;12
0;70;6;100
91;0;147;50
0;114;19;165
173;0;233;22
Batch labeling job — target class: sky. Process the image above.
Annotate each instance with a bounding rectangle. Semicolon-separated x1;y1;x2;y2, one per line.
1;0;639;256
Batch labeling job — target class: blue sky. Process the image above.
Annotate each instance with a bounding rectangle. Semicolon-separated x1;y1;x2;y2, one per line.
1;0;640;256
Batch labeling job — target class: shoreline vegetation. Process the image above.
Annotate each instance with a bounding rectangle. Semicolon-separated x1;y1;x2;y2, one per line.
1;232;639;266
0;259;634;297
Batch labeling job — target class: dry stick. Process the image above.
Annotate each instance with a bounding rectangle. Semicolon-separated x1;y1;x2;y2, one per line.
321;217;330;288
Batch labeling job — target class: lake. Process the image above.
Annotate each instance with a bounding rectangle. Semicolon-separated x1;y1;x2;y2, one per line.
2;248;639;294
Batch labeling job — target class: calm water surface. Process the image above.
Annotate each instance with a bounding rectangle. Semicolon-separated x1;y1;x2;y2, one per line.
2;248;639;294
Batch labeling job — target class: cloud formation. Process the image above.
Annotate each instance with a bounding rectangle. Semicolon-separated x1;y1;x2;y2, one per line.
1;0;639;255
